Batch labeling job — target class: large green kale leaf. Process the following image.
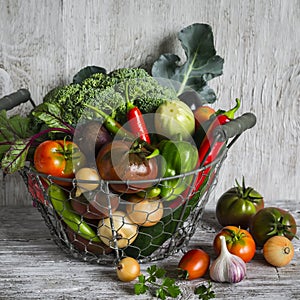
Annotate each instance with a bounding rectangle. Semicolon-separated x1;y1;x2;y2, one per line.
152;23;224;104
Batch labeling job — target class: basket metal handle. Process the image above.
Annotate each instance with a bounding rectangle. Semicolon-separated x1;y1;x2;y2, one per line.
0;88;34;111
214;112;257;142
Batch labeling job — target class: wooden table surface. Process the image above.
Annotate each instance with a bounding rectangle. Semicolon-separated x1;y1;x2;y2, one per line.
0;199;299;300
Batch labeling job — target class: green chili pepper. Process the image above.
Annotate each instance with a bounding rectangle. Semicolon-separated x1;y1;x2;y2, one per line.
159;139;198;201
137;186;161;198
48;184;100;242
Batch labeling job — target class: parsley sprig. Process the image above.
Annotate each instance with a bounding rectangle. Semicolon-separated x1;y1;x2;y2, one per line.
134;265;181;299
194;281;215;300
134;265;215;300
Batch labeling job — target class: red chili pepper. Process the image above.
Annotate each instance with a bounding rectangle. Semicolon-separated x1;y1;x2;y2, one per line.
193;99;241;192
127;102;150;143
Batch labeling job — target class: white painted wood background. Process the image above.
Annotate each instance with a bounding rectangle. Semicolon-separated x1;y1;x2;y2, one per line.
0;0;299;207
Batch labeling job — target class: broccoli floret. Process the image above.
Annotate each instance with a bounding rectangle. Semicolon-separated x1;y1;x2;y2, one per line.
109;68;150;82
33;67;177;128
43;84;82;105
81;72;117;90
77;68;176;124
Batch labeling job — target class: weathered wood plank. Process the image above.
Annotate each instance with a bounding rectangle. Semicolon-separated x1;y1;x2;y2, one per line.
0;202;299;299
0;0;300;206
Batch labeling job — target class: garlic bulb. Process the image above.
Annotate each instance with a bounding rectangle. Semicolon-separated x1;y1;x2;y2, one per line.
209;235;246;283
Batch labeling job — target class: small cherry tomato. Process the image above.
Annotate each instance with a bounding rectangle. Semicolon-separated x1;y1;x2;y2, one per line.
178;249;210;280
213;226;256;263
263;236;294;267
116;257;141;282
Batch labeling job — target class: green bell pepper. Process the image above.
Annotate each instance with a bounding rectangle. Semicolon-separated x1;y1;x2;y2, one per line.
159;139;198;201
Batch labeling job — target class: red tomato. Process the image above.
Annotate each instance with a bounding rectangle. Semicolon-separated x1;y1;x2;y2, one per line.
34;140;85;186
213;226;256;263
178;249;210;280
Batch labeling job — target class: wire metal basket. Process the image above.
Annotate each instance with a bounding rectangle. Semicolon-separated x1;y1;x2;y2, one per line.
1;89;256;265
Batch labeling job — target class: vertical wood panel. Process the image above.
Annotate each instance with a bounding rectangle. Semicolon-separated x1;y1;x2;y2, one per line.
0;0;299;206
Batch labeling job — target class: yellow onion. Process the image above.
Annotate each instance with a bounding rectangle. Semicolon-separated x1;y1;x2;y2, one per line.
263;236;294;267
126;195;164;227
116;257;141;282
98;211;138;248
75;167;100;196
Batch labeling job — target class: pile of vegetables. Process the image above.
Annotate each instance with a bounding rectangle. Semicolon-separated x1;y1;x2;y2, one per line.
0;22;296;300
0;24;233;257
115;178;297;299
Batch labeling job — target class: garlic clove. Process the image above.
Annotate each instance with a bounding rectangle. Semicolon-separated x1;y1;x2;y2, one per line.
209;235;247;283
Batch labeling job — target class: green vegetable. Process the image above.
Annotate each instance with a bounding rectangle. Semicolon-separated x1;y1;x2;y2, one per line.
0;110;73;174
194;281;215;300
124;175;210;258
72;65;106;84
154;100;195;140
48;184;100;242
0;67;176;174
152;23;224;104
134;265;181;299
34;67;176;126
0;111;33;169
159;139;198;201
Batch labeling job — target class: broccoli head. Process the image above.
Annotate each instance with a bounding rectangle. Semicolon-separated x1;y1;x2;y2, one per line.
33;67;177;127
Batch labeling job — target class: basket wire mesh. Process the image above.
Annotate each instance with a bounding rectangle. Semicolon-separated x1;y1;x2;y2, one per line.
1;88;256;265
20;149;226;265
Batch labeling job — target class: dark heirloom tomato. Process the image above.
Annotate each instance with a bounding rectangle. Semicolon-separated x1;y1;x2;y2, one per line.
34;140;85;186
213;226;256;263
96;141;158;193
249;207;297;247
216;178;264;229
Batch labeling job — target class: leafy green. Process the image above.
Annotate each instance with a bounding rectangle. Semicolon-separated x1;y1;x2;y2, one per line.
0;108;73;174
134;265;181;299
152;23;224;104
1;139;30;173
31;102;73;130
0;111;33;170
194;281;215;300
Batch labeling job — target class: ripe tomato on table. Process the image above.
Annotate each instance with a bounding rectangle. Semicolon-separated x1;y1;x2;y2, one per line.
215;178;264;229
249;207;297;247
34;140;85;186
177;249;210;280
213;226;256;263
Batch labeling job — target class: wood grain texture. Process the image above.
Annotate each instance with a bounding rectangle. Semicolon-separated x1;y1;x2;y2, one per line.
0;0;299;206
0;199;299;299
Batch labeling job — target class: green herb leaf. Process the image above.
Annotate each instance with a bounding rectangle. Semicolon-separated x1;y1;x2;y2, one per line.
134;265;181;299
156;287;166;300
152;23;224;104
154;267;167;279
134;282;148;295
165;281;181;298
194;281;215;300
